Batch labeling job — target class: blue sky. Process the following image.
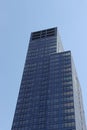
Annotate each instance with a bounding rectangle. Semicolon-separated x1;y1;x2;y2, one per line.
0;0;87;129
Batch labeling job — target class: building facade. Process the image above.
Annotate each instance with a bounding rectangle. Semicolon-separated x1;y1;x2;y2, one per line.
11;27;86;130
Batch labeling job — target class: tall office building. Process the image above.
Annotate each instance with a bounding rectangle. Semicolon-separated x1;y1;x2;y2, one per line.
11;27;86;130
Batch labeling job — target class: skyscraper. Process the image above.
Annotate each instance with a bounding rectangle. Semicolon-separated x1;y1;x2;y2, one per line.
11;27;86;130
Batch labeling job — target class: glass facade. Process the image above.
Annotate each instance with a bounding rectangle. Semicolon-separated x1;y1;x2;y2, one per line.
11;27;86;130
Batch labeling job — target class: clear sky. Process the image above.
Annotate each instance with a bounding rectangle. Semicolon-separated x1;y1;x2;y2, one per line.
0;0;87;130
